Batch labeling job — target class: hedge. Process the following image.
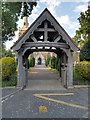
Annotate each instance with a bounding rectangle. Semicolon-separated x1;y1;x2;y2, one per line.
29;57;35;67
0;57;17;81
51;56;56;69
45;57;51;67
45;56;60;71
74;61;90;84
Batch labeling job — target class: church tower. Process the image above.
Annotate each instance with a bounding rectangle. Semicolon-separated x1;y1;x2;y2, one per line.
18;16;29;38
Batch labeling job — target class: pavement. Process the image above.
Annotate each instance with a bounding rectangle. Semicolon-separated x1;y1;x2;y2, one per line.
2;65;89;119
26;65;64;90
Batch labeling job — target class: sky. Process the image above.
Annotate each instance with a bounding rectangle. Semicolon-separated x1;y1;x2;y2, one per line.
5;0;88;50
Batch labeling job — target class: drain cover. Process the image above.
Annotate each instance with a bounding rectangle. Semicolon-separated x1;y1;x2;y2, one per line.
39;105;48;112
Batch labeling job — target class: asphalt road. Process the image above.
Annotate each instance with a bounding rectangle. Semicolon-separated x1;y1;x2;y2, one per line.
2;88;88;118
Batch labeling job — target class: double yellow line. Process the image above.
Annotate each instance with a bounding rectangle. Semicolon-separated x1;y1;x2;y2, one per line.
33;93;88;110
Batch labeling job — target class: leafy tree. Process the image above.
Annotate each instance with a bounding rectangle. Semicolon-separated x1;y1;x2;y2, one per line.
73;2;90;61
21;2;37;18
80;39;90;61
2;2;22;43
0;44;14;59
73;2;90;48
2;1;38;43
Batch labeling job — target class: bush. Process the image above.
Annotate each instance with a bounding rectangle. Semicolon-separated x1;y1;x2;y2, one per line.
45;57;51;67
29;57;35;67
55;56;60;71
74;61;90;84
2;73;17;87
51;56;56;69
0;57;17;81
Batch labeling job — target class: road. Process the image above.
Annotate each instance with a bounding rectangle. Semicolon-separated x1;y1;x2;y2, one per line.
2;65;88;118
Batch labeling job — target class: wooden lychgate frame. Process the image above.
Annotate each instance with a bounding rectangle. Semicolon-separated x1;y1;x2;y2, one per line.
11;8;79;89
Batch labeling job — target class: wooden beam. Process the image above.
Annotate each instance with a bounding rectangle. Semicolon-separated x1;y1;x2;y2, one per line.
36;28;56;32
31;35;37;42
44;22;48;41
23;42;69;49
54;36;61;43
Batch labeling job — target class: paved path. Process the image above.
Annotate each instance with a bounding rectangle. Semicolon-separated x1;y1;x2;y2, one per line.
26;65;64;90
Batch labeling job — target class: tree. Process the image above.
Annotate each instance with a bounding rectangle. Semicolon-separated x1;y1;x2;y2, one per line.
80;39;90;61
73;2;90;48
21;2;37;18
73;2;90;61
2;2;22;43
2;1;38;43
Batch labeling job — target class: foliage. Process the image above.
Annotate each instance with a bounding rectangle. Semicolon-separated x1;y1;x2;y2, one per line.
51;56;57;69
29;57;35;67
21;2;37;18
0;57;17;81
73;3;90;61
2;2;22;42
45;57;51;67
2;1;38;43
45;55;60;71
2;73;17;87
80;39;90;61
55;56;60;71
0;44;15;59
73;3;90;48
73;61;90;85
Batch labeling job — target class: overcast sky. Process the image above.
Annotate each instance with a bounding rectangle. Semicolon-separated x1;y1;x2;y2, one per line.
5;0;88;50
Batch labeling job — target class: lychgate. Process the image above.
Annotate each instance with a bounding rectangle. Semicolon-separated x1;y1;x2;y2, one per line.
11;8;79;89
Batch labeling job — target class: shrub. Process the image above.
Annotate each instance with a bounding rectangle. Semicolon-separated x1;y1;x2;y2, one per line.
45;57;51;67
29;57;35;67
51;56;56;69
74;61;90;84
0;57;17;81
55;56;60;71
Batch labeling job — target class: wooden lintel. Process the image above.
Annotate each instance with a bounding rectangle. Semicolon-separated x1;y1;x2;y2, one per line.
23;42;69;49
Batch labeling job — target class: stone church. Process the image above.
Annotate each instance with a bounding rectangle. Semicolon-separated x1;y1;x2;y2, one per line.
18;16;56;65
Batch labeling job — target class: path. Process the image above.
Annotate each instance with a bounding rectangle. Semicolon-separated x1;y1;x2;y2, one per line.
26;65;64;90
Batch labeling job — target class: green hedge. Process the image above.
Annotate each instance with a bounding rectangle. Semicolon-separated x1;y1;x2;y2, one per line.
74;61;90;84
0;57;17;81
45;57;51;67
45;56;60;71
51;56;56;69
29;57;35;67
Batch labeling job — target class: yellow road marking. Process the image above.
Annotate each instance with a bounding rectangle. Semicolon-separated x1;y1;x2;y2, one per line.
33;93;88;110
34;93;74;96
